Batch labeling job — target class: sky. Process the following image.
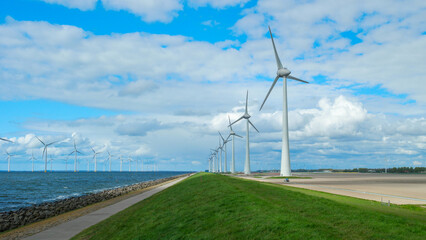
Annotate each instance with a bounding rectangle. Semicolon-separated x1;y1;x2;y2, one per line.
0;0;425;172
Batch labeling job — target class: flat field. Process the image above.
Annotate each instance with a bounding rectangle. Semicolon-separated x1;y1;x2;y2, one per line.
242;173;426;205
73;173;425;240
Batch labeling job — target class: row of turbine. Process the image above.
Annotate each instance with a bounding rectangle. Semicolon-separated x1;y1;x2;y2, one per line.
208;26;309;176
209;90;259;175
0;137;158;172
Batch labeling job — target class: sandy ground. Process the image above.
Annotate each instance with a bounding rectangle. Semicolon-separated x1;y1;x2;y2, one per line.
237;173;426;205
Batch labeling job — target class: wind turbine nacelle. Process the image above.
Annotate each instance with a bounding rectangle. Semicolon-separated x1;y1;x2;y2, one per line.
277;68;291;77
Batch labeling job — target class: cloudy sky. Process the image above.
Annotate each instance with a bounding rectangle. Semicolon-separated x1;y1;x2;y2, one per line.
0;0;425;172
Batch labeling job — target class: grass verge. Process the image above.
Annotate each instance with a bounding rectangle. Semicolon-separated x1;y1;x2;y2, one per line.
73;173;425;240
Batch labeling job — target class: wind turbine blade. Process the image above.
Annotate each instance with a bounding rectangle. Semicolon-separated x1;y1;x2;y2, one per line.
230;116;244;126
245;90;248;114
91;147;95;153
269;26;283;69
235;134;243;138
218;131;225;141
69;151;75;155
288;75;309;83
260;75;280;111
77;151;82;154
0;137;13;143
46;140;59;146
248;120;260;133
36;136;45;146
228;115;233;131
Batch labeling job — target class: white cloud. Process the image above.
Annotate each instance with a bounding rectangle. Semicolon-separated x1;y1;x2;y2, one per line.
188;0;249;9
395;148;418;155
101;0;183;23
41;0;97;10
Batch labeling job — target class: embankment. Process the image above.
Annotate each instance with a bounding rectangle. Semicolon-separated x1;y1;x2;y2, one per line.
0;173;189;232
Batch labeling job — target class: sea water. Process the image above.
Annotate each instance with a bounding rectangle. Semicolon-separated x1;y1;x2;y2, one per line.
0;171;190;212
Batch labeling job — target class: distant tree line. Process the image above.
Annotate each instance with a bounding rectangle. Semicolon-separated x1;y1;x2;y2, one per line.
292;167;425;174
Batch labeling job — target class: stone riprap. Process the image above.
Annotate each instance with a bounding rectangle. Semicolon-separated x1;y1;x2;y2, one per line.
0;174;189;232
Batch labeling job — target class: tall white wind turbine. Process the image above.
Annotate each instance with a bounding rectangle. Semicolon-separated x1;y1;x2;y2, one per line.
259;26;309;176
230;91;259;175
69;140;82;172
36;136;58;173
219;132;231;173
228;115;243;173
5;151;15;172
91;147;102;173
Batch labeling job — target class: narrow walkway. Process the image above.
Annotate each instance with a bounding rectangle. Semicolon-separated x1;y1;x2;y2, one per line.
24;176;189;240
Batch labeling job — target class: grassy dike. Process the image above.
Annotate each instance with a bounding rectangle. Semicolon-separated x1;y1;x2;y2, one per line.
73;173;425;240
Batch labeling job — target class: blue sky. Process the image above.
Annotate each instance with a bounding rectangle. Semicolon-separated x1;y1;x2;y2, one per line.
0;0;425;172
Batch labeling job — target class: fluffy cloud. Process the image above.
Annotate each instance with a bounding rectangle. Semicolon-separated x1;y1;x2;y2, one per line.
188;0;249;9
101;0;183;23
41;0;98;10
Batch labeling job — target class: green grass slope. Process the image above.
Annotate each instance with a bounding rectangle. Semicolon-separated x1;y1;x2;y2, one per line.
73;173;425;240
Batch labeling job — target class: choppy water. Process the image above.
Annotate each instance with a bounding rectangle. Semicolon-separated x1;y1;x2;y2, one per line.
0;171;190;212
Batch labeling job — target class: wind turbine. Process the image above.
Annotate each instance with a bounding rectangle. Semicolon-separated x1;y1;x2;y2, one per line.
29;151;36;172
69;140;82;172
107;151;113;172
120;155;123;172
36;136;58;173
210;148;218;172
230;91;259;175
49;155;54;172
219;131;231;173
128;156;133;172
218;137;223;173
259;26;309;176
228;116;243;173
5;151;15;172
91;147;102;173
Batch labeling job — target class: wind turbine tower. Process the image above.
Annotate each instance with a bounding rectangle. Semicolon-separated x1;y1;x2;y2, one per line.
230;91;259;175
228;116;243;173
259;26;309;176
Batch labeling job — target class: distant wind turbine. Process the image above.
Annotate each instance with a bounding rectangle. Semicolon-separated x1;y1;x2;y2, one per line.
120;155;123;172
91;147;102;173
5;151;15;172
107;151;113;172
219;131;231;173
210;148;218;172
218;137;223;173
49;155;54;172
128;156;133;172
29;151;36;172
259;26;309;176
36;136;58;173
69;140;82;172
228;115;243;173
230;91;259;175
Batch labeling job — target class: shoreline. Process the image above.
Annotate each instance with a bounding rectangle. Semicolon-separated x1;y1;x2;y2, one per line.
0;173;190;237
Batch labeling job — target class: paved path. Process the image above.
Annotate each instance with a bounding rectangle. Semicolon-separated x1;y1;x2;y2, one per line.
25;176;189;240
